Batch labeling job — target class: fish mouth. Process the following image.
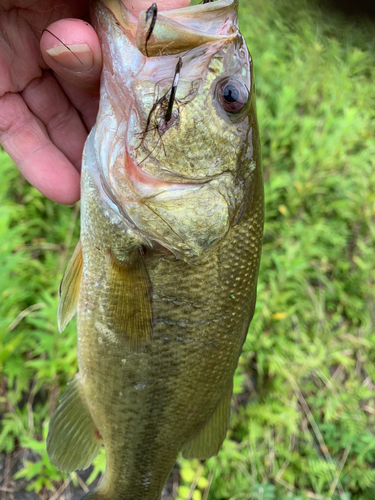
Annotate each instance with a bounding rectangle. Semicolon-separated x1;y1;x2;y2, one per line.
101;0;238;57
96;0;240;201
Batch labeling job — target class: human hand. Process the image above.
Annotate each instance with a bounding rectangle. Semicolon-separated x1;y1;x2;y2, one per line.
0;0;190;205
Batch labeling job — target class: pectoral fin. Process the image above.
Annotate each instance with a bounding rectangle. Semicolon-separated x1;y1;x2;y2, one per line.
182;386;232;460
58;241;83;333
47;376;102;472
108;249;152;351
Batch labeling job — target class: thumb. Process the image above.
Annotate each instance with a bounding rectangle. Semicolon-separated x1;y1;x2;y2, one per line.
41;19;102;93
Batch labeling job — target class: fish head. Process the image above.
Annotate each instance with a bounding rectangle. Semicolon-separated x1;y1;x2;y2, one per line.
91;0;261;260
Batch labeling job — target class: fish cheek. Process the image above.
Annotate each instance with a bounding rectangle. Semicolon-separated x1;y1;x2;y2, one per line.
156;93;242;179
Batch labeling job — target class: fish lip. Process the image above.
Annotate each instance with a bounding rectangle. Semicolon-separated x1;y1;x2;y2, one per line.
102;0;238;18
101;0;239;45
148;0;238;16
119;0;238;16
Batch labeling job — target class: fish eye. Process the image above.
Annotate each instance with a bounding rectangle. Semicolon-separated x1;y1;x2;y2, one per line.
217;78;249;113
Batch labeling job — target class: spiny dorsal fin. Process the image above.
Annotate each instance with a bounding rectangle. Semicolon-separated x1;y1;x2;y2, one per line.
47;376;102;472
108;248;152;351
182;385;232;460
58;240;83;333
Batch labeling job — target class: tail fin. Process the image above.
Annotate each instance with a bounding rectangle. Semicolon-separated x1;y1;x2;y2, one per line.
47;376;102;472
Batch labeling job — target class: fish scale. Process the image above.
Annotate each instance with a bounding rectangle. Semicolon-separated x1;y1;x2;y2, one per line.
47;1;264;498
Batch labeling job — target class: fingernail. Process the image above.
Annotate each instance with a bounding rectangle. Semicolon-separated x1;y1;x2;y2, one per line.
46;44;94;71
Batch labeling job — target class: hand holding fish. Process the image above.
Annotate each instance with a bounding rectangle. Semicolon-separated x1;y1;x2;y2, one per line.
0;0;189;204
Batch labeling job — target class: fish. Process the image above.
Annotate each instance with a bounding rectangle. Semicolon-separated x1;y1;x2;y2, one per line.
46;0;264;498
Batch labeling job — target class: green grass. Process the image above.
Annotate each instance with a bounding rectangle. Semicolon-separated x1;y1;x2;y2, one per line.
1;0;375;498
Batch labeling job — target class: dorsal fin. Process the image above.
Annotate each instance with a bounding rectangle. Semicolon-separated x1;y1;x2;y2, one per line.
58;241;83;333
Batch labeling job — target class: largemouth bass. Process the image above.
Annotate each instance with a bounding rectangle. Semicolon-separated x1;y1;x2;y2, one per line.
47;0;264;498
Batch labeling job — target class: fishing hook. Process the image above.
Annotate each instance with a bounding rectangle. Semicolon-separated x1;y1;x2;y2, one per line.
145;3;158;57
165;57;183;123
139;56;184;151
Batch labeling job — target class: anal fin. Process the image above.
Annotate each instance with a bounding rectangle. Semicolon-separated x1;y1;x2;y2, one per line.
47;376;102;472
58;240;83;333
108;248;152;351
182;385;232;460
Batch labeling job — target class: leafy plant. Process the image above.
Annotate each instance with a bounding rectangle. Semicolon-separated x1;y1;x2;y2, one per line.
1;0;375;497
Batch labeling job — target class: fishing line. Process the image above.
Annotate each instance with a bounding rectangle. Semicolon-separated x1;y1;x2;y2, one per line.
145;3;158;57
165;57;183;123
141;56;183;140
42;29;84;66
138;56;184;162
